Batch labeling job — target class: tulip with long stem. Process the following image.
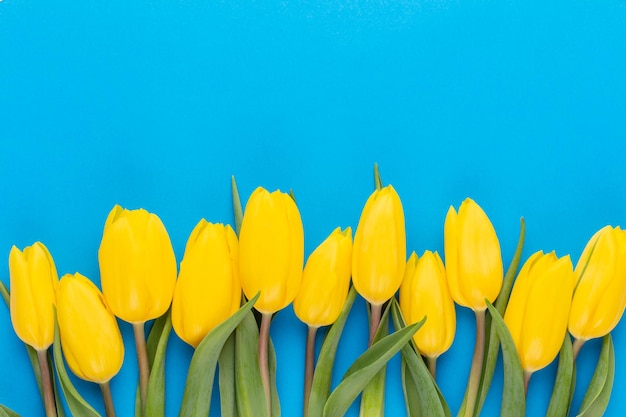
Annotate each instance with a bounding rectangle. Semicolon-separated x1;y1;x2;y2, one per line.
239;187;305;415
8;243;60;417
444;198;503;417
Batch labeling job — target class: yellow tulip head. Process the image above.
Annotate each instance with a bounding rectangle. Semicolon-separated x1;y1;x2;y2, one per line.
57;273;124;384
568;225;626;341
352;185;406;306
8;242;58;351
239;187;304;314
444;198;503;311
172;220;241;348
98;205;178;323
504;251;575;373
399;251;456;358
293;227;353;328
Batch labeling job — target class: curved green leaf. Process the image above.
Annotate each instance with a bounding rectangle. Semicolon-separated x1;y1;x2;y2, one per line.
322;321;421;417
179;293;258;417
235;310;269;417
577;335;614;417
401;359;422;417
307;287;357;417
269;338;281;417
218;333;239;417
0;404;21;417
231;176;244;235
485;301;525;417
373;163;383;190
145;311;172;417
475;218;526;414
52;311;101;417
547;335;574;417
360;303;391;417
391;301;448;417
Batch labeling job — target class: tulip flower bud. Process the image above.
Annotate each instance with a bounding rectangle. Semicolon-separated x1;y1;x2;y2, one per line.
504;251;575;372
293;227;353;327
352;185;406;306
400;251;456;358
444;198;503;311
239;187;304;314
172;220;241;348
57;273;124;384
568;225;626;341
8;242;58;351
98;205;177;323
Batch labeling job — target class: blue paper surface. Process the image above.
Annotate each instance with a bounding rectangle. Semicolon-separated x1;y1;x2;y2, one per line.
1;0;625;416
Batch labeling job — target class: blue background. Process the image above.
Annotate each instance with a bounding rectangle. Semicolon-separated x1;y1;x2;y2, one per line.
1;0;625;415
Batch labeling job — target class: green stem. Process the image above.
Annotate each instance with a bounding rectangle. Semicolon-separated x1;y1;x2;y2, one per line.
303;326;318;417
369;303;383;347
37;349;57;417
100;381;116;417
132;322;150;416
572;338;586;361
259;313;272;416
427;356;437;380
463;310;486;417
524;370;532;396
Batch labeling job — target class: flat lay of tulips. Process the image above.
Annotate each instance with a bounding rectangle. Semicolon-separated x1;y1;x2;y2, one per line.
1;164;624;417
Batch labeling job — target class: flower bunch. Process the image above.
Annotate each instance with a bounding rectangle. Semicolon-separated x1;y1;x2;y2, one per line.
1;165;625;417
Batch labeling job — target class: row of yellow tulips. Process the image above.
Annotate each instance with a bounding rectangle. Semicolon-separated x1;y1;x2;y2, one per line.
4;174;626;416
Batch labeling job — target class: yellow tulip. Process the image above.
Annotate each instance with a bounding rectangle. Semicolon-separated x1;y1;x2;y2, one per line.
172;220;241;348
239;187;304;314
98;205;177;323
352;185;406;305
444;198;503;311
568;225;626;341
8;242;58;351
293;227;353;327
504;251;575;373
57;273;124;383
399;251;456;358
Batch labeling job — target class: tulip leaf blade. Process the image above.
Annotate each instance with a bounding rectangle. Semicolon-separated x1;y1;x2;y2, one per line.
360;303;391;417
475;217;526;414
231;176;244;235
485;301;525;417
235;310;270;417
576;335;614;417
391;300;449;417
546;335;574;417
269;337;281;417
178;293;258;417
145;310;172;417
307;286;357;417
218;333;239;417
0;404;21;417
373;163;383;190
52;311;102;417
322;320;421;417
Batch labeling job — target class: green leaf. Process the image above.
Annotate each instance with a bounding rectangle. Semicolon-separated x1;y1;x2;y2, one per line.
401;359;422;417
307;287;357;417
179;293;258;417
546;335;574;417
231;176;244;235
52;310;102;417
145;311;172;417
373;163;383;190
391;301;449;417
475;218;526;414
0;404;21;417
218;333;239;417
577;334;615;417
322;321;421;417
0;280;10;307
485;301;525;417
235;310;269;417
360;304;391;417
